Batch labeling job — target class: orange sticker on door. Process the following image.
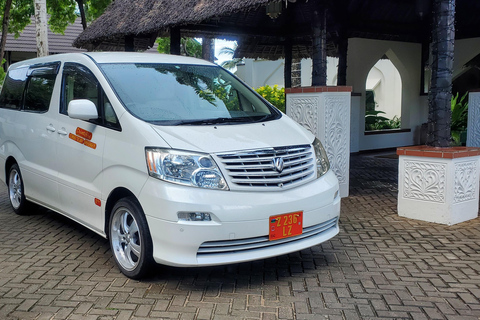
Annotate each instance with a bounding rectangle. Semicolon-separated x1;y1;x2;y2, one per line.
76;127;93;140
69;127;97;149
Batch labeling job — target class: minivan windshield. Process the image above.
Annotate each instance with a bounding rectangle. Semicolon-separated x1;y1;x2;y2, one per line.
99;63;281;125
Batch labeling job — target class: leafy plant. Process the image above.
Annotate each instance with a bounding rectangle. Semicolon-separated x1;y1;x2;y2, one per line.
255;85;285;113
219;43;243;70
156;37;202;58
451;92;468;145
451;92;468;131
365;109;401;131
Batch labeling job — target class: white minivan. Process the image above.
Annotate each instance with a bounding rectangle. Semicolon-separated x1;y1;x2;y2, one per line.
0;53;340;279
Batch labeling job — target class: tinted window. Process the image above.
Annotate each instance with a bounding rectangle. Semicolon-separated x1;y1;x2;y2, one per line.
62;64;99;114
0;67;28;110
100;63;281;125
24;75;56;113
62;63;120;129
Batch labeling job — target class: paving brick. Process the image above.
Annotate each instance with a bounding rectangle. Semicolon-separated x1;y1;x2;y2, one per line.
1;153;480;319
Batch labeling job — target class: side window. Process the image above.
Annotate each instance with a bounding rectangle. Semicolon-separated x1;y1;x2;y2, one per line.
62;63;120;130
24;74;56;113
62;64;99;114
0;67;28;110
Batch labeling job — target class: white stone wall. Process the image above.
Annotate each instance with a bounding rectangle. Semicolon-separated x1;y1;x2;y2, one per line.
235;37;480;151
467;91;480;147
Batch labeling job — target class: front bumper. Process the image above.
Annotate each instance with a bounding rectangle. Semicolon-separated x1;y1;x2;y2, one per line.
139;170;341;266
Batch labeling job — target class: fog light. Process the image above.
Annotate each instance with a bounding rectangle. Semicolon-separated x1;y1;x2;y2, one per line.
334;190;339;200
178;212;212;221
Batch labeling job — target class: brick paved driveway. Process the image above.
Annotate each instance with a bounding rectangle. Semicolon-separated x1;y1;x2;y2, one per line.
1;152;480;319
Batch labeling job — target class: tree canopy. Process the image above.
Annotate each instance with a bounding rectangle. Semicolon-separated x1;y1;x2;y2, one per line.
0;0;111;37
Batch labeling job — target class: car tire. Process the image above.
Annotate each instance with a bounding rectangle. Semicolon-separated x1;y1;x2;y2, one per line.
109;197;153;279
7;163;30;215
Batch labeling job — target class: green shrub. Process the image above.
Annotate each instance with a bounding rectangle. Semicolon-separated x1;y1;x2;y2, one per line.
451;92;468;145
365;109;401;131
255;85;285;113
451;92;468;131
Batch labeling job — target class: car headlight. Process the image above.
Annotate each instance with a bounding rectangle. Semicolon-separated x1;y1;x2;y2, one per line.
313;138;330;178
145;148;229;190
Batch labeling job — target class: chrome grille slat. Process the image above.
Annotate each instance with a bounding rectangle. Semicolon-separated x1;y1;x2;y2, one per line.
229;163;313;178
225;158;311;173
197;217;338;254
217;144;315;190
230;167;313;184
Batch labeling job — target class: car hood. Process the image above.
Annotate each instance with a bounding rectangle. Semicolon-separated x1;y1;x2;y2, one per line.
150;117;315;154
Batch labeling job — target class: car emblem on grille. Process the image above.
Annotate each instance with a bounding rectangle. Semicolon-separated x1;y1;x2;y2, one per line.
273;157;284;173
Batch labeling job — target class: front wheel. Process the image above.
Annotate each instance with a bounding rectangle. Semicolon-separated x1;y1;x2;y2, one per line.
8;164;29;215
109;197;153;279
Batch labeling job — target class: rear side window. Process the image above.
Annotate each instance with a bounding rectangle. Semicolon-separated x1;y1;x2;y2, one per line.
0;67;28;109
24;74;56;113
0;62;59;112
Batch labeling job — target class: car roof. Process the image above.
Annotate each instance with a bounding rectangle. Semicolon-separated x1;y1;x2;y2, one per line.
85;52;215;65
8;52;216;70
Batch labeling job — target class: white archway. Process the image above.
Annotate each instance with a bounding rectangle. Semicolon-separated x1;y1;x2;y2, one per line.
365;54;402;131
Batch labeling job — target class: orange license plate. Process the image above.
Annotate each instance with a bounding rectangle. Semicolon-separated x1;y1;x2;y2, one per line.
269;211;303;241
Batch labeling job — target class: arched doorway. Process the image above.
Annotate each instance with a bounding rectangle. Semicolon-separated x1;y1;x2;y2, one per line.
365;55;402;131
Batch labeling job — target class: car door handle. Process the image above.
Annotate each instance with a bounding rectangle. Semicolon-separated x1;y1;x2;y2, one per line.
46;125;56;133
57;128;68;136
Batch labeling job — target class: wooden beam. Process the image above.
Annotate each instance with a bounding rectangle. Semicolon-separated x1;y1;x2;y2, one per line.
181;23;313;40
124;35;134;52
337;34;348;86
170;27;181;55
202;36;215;62
284;39;292;89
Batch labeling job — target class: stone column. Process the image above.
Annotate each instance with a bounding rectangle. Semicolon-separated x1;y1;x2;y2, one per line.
286;86;352;197
467;90;480;147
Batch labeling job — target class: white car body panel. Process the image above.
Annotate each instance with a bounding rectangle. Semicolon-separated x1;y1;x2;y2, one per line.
0;52;341;270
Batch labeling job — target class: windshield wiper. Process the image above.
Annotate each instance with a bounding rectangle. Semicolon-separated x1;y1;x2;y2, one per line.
174;117;255;126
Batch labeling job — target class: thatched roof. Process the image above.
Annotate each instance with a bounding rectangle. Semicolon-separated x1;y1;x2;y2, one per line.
74;0;480;60
74;0;270;51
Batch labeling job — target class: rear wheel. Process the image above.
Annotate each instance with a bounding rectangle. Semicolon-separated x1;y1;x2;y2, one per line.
8;164;29;215
109;197;153;279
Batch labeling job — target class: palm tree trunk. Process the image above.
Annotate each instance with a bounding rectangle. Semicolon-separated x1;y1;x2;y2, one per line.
427;0;455;147
34;0;49;57
311;5;327;86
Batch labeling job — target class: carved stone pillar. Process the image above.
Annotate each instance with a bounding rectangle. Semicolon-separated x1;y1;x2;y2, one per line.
285;86;352;197
467;90;480;147
397;146;480;225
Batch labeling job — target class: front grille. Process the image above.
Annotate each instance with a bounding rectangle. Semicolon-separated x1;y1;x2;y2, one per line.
216;145;315;190
197;217;338;256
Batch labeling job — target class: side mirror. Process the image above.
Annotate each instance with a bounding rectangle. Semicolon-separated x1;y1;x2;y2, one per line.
68;99;98;120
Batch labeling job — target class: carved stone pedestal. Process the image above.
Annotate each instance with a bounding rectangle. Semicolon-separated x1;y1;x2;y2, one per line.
397;146;480;225
285;86;352;197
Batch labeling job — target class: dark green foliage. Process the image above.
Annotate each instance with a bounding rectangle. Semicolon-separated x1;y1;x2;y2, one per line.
365;109;401;131
450;92;468;145
450;91;468;131
156;37;202;58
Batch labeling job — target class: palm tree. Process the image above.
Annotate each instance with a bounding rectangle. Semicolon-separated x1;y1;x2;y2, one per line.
427;0;455;147
219;43;243;70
